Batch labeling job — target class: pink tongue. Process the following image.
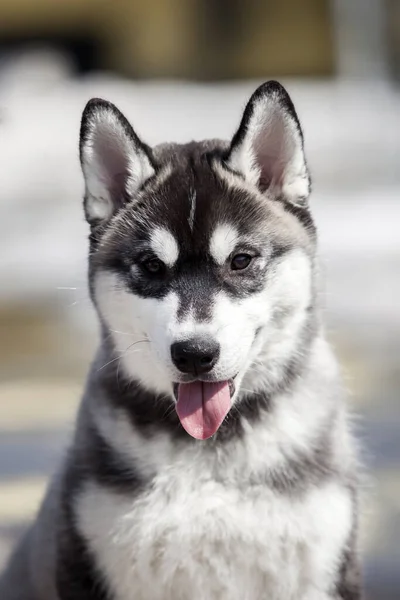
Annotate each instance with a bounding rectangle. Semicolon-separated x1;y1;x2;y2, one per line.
176;381;231;440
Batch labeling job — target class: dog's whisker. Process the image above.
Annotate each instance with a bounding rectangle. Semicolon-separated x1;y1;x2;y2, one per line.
67;298;92;308
97;339;150;372
110;329;142;337
161;401;177;421
57;286;92;309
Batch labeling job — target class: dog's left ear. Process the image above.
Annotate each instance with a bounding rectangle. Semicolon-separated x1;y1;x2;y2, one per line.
226;81;310;206
79;98;155;225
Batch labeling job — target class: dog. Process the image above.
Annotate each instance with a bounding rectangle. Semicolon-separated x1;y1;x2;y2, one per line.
0;81;362;600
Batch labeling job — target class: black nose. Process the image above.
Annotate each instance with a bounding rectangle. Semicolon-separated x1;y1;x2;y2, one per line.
171;338;220;375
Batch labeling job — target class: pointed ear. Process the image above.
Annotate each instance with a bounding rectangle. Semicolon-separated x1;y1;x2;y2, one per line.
225;81;310;206
79;98;155;224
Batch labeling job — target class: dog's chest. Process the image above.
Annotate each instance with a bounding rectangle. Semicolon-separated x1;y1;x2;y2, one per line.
76;460;351;600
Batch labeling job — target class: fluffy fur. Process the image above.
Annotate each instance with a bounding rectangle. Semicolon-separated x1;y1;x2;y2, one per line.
0;81;362;600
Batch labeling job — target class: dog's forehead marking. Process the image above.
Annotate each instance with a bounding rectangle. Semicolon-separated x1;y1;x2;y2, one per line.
209;223;239;265
149;227;179;266
188;189;196;231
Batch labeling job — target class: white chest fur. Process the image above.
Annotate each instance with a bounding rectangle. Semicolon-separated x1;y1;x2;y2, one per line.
76;466;351;600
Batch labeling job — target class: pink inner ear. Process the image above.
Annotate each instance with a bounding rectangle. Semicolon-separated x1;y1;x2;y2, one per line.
253;111;286;193
93;125;131;204
110;172;131;204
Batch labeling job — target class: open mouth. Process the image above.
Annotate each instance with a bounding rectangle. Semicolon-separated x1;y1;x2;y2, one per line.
173;378;236;440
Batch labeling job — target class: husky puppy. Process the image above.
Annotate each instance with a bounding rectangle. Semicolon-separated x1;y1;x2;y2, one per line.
0;81;362;600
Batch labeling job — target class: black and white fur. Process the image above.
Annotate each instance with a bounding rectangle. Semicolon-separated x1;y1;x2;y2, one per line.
0;81;362;600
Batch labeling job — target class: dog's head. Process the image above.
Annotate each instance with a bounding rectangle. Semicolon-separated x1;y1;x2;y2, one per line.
80;81;316;440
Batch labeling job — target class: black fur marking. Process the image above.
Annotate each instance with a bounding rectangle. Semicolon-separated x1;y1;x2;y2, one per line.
56;456;111;600
336;551;363;600
175;262;217;321
215;390;272;442
55;413;144;599
56;518;109;600
266;426;336;494
83;423;143;491
269;242;292;262
278;199;317;237
96;351;188;440
335;491;363;599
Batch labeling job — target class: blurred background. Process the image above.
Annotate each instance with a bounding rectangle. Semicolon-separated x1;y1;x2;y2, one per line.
0;0;399;598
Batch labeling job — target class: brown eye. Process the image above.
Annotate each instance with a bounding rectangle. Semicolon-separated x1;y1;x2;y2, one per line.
142;258;164;274
231;254;252;271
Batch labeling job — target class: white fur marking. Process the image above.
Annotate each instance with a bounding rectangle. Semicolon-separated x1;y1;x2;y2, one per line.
209;223;239;265
149;227;179;267
76;477;352;600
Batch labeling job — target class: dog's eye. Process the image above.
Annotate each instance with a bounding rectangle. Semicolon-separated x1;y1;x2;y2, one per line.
230;254;252;271
142;258;164;274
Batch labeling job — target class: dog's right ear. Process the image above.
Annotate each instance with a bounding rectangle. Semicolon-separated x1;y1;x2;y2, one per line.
79;98;155;225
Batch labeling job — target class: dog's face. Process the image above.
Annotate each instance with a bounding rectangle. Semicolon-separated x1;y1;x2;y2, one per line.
80;82;316;439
